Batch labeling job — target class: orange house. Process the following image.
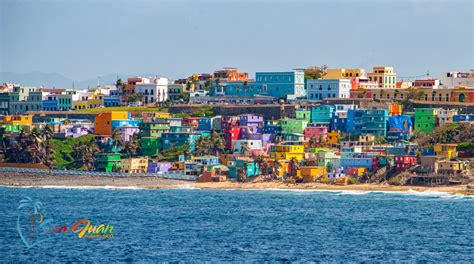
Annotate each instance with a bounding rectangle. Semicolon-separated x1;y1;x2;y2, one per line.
94;111;129;135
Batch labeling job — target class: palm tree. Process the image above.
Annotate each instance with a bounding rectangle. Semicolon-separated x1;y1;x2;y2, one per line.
123;133;140;158
237;167;247;183
210;130;225;156
72;139;100;170
43;124;54;141
288;157;299;179
111;129;124;153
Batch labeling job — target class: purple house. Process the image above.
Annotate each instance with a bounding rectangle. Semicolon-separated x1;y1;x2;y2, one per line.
147;161;172;173
62;124;93;138
239;115;264;128
119;126;140;142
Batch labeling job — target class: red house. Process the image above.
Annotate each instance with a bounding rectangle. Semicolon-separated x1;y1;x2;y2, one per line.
394;155;417;173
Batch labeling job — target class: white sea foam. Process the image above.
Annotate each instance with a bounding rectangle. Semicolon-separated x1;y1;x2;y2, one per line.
176;184;201;190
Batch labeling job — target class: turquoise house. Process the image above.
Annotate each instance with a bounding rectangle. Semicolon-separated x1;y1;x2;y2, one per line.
227;158;260;178
311;105;335;124
217;70;305;99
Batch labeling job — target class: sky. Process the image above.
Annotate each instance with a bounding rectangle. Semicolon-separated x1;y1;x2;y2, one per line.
1;0;473;81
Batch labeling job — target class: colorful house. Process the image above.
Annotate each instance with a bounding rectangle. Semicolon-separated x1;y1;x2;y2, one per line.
295;109;311;122
394;155;417;173
414;108;437;133
279;119;308;134
227;158;260;178
361;109;388;136
270;142;305;161
232;139;263;154
434;144;458;159
96;153;121;172
140;121;170;138
161;131;203;152
94;111;130;135
304;126;328;141
121;157;148;173
310;105;335;124
300;166;327;182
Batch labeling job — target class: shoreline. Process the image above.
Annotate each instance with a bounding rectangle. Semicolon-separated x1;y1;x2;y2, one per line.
1;172;473;196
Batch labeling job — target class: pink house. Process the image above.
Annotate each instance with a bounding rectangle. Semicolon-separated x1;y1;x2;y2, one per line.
304;126;328;140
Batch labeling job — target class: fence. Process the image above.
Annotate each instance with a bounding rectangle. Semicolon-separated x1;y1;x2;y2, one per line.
0;167;197;181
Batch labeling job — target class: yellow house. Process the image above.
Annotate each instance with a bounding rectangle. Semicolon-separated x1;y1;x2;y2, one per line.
323;68;366;79
435;160;465;175
271;144;305;161
1;115;33;127
368;66;397;88
121;157;148;173
73;97;103;110
328;131;340;144
434;144;458;160
300;166;327;182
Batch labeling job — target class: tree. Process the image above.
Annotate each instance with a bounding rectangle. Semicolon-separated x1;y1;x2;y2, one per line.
71;138;100;170
237;168;247;183
304;65;328;80
253;155;268;176
123;133;140;158
288;157;299;179
111;129;125;153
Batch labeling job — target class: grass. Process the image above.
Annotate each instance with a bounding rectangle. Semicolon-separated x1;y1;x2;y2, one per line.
72;106;168;114
51;134;96;169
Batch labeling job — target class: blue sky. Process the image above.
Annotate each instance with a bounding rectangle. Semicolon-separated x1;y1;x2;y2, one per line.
1;0;473;81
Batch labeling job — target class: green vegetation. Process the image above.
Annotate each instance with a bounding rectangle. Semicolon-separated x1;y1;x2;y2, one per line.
72;106;167;114
412;123;474;148
6;126;55;168
304;65;328;80
51;134;98;169
156;144;190;162
193;130;226;156
173;107;214;118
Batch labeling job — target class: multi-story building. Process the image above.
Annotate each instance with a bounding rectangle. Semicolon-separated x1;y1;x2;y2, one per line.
121;157;148;173
440;71;474;88
96;153;121;172
42;94;73;111
310;105;335;124
413;79;440;89
367;66;397;88
136;77;168;104
414;108;437;133
8;91;44;114
295;109;311;122
94;111;130;135
161;131;203;152
168;83;187;101
394;155;417;173
220;70;305;99
307;79;351;100
103;89;122;107
360;109;388;136
350;87;474;103
279;119;308;134
140;121;170;138
270;142;305;161
140;137;161;157
231;139;263;154
437;109;458;126
434;143;458;160
304;126;328;141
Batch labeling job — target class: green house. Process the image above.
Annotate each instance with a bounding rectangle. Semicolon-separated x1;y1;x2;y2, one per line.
414;108;436;133
295;109;311;122
140;122;170;138
279;119;308;134
140;137;161;157
96;153;121;172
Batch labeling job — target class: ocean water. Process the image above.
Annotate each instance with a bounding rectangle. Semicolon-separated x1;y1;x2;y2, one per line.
1;187;473;262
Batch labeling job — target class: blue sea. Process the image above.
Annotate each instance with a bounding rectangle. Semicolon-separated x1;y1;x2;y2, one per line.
1;186;473;262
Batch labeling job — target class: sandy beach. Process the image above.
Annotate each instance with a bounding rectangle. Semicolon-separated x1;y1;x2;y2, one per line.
1;171;473;195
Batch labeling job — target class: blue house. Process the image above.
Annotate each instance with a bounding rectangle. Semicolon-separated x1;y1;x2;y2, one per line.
198;117;212;131
217;70;305;99
161;132;202;152
104;90;121;107
310;105;335;124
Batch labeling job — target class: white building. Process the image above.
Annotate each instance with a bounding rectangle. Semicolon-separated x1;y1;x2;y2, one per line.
307;79;351;101
334;104;358;118
136;77;168;104
232;139;263;154
439;72;474;88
